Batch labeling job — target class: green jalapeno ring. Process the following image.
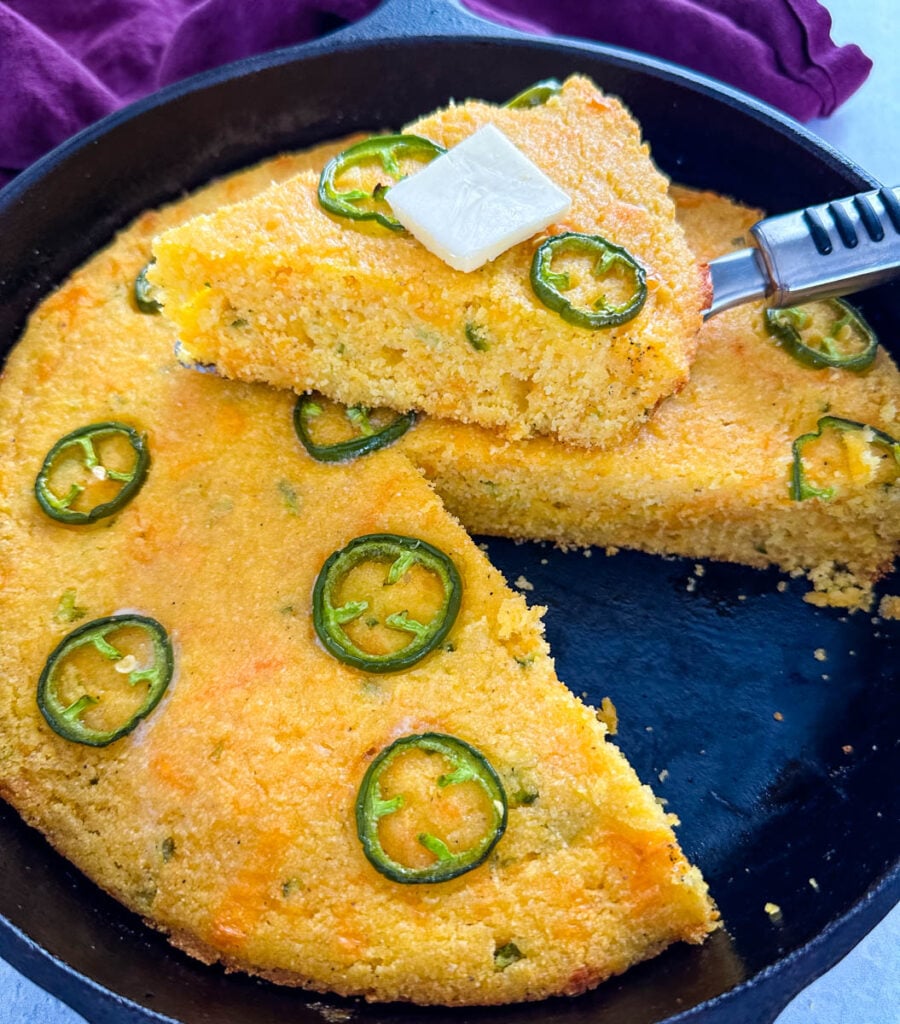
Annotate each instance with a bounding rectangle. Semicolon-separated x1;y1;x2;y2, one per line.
790;415;900;501
504;78;563;109
34;422;150;524
317;134;446;231
37;614;174;747
312;534;462;673
293;394;415;463
355;732;507;884
134;260;163;314
764;298;878;371
530;232;648;329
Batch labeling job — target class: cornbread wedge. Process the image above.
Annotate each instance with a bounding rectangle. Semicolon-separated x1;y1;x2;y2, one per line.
149;76;707;449
0;146;717;1006
396;187;900;610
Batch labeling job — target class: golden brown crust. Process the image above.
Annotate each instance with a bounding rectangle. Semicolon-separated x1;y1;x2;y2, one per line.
398;187;900;609
150;76;705;450
0;144;717;1005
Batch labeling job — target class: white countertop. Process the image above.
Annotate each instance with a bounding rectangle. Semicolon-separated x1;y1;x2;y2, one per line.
0;0;896;1021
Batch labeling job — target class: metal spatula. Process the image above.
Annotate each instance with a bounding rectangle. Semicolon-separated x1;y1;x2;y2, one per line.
705;185;900;318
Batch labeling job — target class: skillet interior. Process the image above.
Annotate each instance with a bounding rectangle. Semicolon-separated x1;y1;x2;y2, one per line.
0;5;898;1022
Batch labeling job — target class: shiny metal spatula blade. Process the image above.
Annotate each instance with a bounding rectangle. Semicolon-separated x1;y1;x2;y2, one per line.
704;185;900;319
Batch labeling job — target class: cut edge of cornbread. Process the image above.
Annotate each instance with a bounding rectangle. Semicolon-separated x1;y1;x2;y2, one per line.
0;142;719;1008
149;75;707;450
395;187;900;611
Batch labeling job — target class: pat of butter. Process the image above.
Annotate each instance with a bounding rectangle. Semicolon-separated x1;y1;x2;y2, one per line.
386;124;571;273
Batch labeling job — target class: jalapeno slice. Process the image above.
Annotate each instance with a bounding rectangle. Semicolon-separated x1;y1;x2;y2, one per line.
134;260;162;314
35;422;150;524
313;534;461;673
764;298;878;371
790;415;900;501
356;732;507;884
318;134;446;231
37;614;174;747
293;394;415;463
531;232;648;329
504;78;562;109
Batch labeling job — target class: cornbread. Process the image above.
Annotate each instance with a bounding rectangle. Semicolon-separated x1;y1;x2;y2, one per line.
397;187;900;610
149;76;707;449
0;144;717;1005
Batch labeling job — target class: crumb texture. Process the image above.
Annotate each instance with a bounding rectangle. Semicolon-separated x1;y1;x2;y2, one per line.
400;187;900;609
0;143;716;1006
150;76;705;449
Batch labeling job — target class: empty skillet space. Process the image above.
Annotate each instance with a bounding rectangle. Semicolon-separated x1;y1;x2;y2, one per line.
486;539;900;977
0;22;898;1024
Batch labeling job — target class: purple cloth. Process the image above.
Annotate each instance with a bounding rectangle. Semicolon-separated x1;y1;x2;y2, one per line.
0;0;871;185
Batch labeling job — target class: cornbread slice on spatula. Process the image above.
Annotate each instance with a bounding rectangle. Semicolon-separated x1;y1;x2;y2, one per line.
0;144;716;1007
149;75;707;448
395;187;900;610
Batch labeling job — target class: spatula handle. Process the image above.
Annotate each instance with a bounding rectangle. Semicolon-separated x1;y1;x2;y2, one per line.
752;185;900;307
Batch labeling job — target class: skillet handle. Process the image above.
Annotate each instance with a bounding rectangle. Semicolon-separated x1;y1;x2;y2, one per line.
322;0;525;45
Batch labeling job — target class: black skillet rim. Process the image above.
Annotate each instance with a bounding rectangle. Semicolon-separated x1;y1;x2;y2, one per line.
0;6;897;1023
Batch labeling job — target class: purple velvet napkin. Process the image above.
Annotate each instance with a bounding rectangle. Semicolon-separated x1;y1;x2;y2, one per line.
0;0;871;186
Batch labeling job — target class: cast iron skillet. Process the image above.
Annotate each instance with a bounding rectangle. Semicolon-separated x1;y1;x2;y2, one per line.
0;1;897;1021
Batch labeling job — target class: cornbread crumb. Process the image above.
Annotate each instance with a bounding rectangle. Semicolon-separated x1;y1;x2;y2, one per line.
596;697;618;736
764;902;783;921
813;648;827;662
878;594;900;620
809;878;820;892
514;575;534;591
773;712;784;722
308;1003;356;1023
